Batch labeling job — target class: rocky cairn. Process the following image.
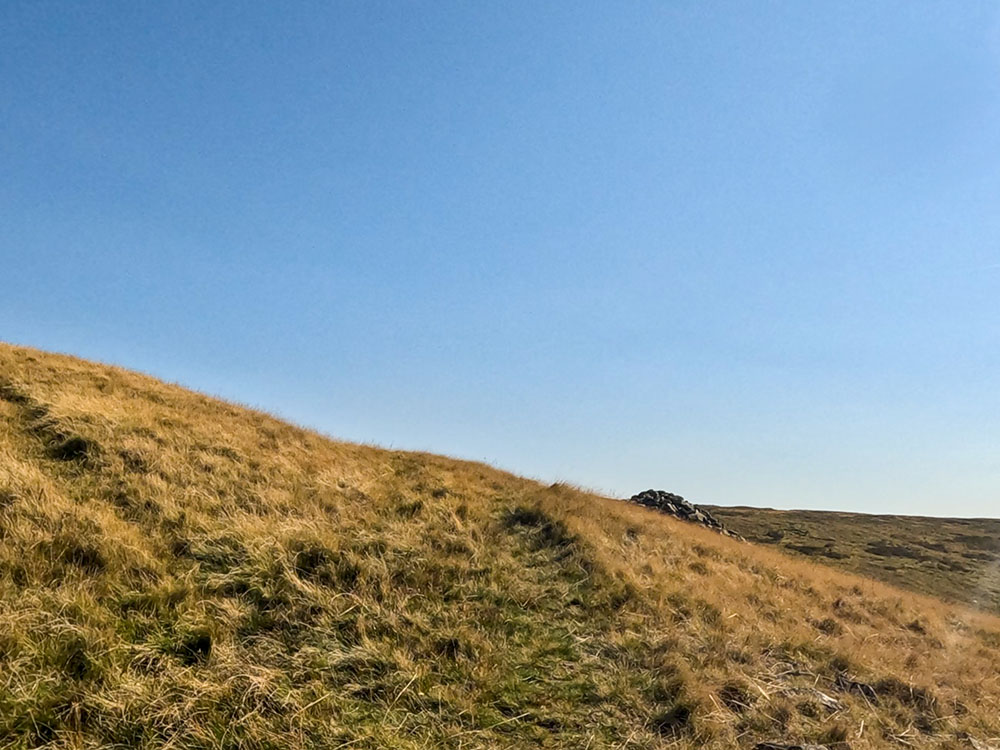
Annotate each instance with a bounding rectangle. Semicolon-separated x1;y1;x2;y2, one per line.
627;489;744;540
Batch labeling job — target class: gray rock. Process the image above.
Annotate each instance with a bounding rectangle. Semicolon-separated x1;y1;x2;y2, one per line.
626;489;744;540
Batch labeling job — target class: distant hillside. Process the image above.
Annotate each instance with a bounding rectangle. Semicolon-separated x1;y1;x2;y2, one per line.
708;506;1000;615
1;342;999;749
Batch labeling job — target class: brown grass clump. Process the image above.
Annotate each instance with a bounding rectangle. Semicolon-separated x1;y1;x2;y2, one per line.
0;341;999;749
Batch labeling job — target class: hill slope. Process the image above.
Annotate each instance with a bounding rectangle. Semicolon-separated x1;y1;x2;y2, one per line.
1;343;999;750
708;506;1000;615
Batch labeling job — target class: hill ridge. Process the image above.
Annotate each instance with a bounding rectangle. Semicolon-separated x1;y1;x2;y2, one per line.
1;342;999;749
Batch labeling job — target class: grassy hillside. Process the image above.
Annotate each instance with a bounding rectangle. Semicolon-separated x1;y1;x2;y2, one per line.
1;343;999;750
708;507;1000;616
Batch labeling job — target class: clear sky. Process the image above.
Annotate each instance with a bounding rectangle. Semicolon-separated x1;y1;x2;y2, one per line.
2;2;998;517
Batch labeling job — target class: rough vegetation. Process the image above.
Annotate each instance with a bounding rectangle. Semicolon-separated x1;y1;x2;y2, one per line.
1;342;999;749
709;506;1000;616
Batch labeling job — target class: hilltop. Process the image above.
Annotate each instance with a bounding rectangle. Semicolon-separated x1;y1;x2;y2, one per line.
1;342;999;749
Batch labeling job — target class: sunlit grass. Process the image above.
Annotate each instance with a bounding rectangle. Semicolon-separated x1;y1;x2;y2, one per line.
1;342;998;749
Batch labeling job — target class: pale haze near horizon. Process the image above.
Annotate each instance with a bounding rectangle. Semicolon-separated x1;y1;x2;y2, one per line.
2;2;999;517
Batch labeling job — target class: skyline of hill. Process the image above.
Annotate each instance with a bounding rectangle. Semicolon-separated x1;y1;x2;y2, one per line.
0;342;998;749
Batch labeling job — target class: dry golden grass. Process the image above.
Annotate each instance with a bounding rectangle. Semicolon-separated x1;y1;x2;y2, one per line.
0;341;998;749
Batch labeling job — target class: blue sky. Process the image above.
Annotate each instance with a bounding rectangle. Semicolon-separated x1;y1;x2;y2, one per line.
2;2;998;516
